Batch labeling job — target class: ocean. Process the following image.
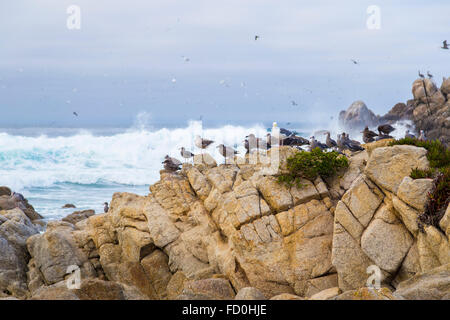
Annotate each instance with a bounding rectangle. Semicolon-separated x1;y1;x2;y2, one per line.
0;120;270;220
0;117;412;221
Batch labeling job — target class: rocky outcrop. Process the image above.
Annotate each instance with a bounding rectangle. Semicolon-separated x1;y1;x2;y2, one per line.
339;101;380;130
0;208;40;298
1;140;448;300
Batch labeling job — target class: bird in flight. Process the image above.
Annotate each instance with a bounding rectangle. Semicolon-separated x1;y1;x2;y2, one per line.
351;59;358;65
254;35;259;41
442;40;449;50
73;111;78;117
291;100;298;106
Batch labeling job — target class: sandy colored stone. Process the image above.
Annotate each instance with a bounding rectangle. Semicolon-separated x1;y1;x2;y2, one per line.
234;287;266;300
397;177;433;212
439;204;450;239
392;196;420;236
309;287;341;300
365;145;429;193
269;293;305;300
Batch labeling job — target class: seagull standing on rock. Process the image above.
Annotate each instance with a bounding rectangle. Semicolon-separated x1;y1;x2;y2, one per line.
378;124;395;136
216;144;238;164
180;147;195;163
162;155;182;171
324;132;337;149
309;136;327;151
361;126;379;143
195;135;214;152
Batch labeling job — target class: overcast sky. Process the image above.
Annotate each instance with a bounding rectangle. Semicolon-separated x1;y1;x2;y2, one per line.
0;0;449;128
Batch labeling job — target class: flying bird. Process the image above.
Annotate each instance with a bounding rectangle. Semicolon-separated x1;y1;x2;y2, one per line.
254;35;259;41
73;112;78;117
442;40;449;50
351;59;359;65
291;100;298;106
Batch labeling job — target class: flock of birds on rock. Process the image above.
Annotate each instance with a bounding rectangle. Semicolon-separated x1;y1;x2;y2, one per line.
161;122;429;171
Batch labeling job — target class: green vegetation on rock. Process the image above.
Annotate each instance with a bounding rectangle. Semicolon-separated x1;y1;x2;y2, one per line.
278;148;349;188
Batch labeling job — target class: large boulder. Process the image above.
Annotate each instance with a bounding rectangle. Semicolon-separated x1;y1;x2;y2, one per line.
339;101;379;130
0;208;40;298
395;263;450;300
365;145;429;193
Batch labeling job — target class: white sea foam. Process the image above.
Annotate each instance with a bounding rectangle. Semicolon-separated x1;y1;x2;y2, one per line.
0;120;268;191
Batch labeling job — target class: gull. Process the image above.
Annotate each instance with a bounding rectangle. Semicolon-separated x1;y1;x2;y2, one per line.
351;59;358;65
73;112;78;117
195;135;214;150
255;35;259;41
442;40;449;50
180;147;195;163
216;144;238;164
182;56;190;62
291;100;298;106
162;155;182;171
104;202;109;213
378;124;395;136
342;133;364;151
324;132;337;148
361;126;378;143
309;136;327;151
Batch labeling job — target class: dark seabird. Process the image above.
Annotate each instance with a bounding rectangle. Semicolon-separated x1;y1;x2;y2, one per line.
336;134;345;152
405;130;415;139
195;135;214;150
324;132;337;148
291;100;298;106
254;35;259;41
180;147;195;162
418;71;425;79
243;139;250;154
351;59;358;65
427;71;433;79
73;111;78;117
442;40;449;50
162;157;182;171
11;192;25;202
361;126;379;143
216;144;238;164
378;124;395;136
342;133;364;151
283;135;309;147
309;136;327;151
104;202;109;213
418;130;427;141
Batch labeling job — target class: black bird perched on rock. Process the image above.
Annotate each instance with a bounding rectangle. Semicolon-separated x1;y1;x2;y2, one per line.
309;136;328;151
342;133;364;152
418;71;425;79
427;71;433;79
324;132;337;149
283;135;309;147
442;40;449;50
378;124;395;136
104;202;109;213
162;155;182;171
361;126;378;143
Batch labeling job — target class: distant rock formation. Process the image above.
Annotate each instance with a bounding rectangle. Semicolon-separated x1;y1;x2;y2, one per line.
339;101;379;130
339;77;450;146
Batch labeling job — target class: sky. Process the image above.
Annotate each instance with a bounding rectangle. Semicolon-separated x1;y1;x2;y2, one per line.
0;0;449;128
